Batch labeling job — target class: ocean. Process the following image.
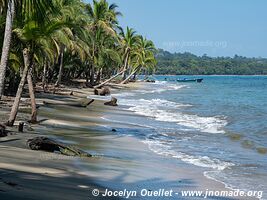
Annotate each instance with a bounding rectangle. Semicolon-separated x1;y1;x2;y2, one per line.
106;75;267;198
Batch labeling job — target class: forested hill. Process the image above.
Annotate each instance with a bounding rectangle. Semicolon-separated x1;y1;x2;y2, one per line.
155;49;267;75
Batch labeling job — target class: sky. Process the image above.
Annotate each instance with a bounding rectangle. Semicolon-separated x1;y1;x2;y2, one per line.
86;0;267;58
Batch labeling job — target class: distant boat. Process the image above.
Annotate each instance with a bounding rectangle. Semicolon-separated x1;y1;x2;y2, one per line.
177;78;203;83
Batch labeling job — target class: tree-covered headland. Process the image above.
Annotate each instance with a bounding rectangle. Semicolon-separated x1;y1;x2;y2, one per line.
156;49;267;75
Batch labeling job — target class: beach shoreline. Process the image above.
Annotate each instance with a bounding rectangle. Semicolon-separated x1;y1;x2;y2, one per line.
0;82;258;200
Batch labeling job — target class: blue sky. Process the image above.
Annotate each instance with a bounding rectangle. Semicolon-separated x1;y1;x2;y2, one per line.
86;0;267;57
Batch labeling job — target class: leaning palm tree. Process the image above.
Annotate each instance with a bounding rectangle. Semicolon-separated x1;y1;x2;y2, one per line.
94;29;122;83
93;27;137;88
0;0;57;99
121;36;157;84
121;53;156;84
119;26;139;80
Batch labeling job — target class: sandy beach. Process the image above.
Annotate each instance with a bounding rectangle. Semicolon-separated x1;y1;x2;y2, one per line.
0;83;259;200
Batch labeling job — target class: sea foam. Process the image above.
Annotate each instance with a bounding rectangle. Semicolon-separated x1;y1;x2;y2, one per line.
143;139;234;170
119;98;227;134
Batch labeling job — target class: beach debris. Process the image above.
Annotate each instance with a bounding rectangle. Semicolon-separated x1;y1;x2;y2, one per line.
18;122;24;132
94;86;111;96
0;124;7;137
27;137;92;157
104;97;118;106
79;98;95;107
43;98;94;108
145;79;155;83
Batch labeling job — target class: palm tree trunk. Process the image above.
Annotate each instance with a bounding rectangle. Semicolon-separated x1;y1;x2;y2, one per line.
85;69;89;84
42;61;47;92
0;0;15;99
133;72;137;80
96;68;102;84
94;69;127;88
27;68;37;123
122;51;129;80
6;48;30;126
55;49;64;87
90;65;95;86
120;67;140;84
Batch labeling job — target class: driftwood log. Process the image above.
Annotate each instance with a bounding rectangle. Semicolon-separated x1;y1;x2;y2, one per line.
27;137;92;157
43;98;94;108
94;86;110;96
0;124;7;137
104;97;118;106
145;80;155;83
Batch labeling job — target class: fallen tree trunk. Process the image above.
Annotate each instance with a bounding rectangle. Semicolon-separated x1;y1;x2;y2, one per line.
43;99;94;108
27;137;92;157
94;69;127;89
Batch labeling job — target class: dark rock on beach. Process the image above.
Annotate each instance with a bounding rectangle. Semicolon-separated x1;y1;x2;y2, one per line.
104;97;118;106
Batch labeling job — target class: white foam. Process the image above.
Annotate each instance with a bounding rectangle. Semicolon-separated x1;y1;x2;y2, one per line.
203;171;266;200
155;80;167;84
143;139;234;170
100;116;155;129
119;98;191;109
138;83;187;94
87;95;111;101
112;92;136;98
120;98;227;134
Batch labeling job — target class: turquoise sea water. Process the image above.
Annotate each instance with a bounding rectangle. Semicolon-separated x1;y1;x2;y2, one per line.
108;75;267;198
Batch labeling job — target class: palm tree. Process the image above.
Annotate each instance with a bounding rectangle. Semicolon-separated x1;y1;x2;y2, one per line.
1;0;158;125
7;8;72;126
94;27;138;88
54;0;87;87
121;36;156;84
119;27;139;80
0;0;14;98
85;0;121;85
0;0;57;99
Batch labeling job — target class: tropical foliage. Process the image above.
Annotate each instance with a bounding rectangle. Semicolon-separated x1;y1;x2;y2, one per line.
0;0;157;125
156;49;267;75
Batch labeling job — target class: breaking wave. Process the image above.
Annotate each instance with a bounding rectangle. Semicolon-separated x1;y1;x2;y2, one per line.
119;98;227;134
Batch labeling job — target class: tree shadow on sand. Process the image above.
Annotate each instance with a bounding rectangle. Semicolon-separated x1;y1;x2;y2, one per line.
0;167;240;200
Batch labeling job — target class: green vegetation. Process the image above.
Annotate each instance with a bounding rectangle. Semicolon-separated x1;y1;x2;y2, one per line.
156;49;267;75
0;0;156;126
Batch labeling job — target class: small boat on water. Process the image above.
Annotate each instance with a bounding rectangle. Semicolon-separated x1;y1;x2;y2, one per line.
177;78;203;83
